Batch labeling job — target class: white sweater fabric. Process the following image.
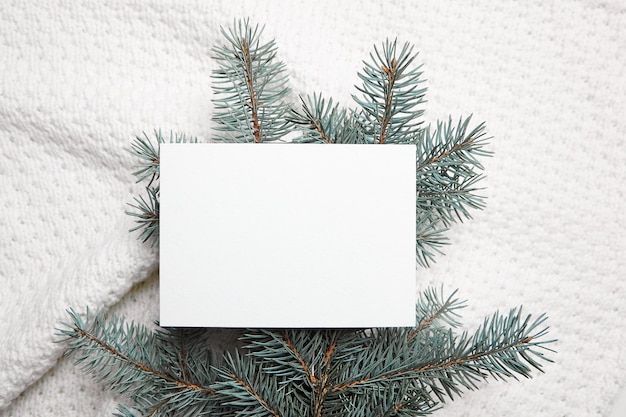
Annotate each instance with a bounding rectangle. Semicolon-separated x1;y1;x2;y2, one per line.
1;1;625;416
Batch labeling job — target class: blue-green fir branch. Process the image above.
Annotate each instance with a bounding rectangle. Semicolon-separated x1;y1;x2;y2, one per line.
415;213;449;267
211;350;309;417
130;133;160;185
410;287;466;337
212;20;291;143
127;186;159;244
130;130;197;184
126;131;196;246
57;309;216;416
415;117;492;227
353;39;426;144
346;38;489;265
59;287;553;416
412;116;491;266
289;93;366;144
328;306;553;405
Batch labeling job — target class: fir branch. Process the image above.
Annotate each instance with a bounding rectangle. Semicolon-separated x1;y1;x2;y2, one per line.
179;331;191;382
60;288;553;415
290;94;335;144
212;19;291;143
353;39;426;144
409;287;466;340
227;373;280;417
127;187;159;244
415;213;449;267
126;131;196;246
130;132;160;185
289;94;366;144
241;329;359;390
281;330;317;384
57;309;215;416
412;116;491;266
153;327;217;390
242;37;262;143
415;117;492;227
130;131;197;184
330;307;553;403
211;351;307;417
371;381;438;417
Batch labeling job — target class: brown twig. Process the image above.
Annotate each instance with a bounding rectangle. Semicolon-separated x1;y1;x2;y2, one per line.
378;57;398;144
330;336;535;393
311;118;332;144
242;38;262;143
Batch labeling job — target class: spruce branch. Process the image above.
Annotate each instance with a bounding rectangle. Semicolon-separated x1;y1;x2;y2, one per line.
409;287;466;339
127;187;159;244
289;93;366;144
130;132;160;185
415;117;492;227
59;288;554;416
347;38;489;266
415;214;449;268
57;309;215;416
126;131;196;246
412;117;491;266
328;307;554;404
353;39;426;144
211;350;311;417
130;131;197;185
212;19;291;143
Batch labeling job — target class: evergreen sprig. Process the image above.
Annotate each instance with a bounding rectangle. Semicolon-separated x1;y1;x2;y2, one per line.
353;39;426;144
212;19;291;143
58;288;554;416
288;93;366;144
126;131;196;246
412;117;492;266
58;310;216;416
415;117;491;226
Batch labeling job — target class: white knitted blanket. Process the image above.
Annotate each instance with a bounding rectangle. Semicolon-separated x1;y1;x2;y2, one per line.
2;1;625;415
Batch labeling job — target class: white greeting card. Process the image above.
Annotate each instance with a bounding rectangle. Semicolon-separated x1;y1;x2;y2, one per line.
159;143;416;327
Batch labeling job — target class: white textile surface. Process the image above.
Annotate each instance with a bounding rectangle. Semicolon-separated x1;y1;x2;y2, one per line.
1;1;625;415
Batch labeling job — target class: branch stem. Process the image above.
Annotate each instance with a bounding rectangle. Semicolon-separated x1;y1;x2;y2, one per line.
378;57;398;144
313;335;338;417
242;38;262;143
311;118;332;144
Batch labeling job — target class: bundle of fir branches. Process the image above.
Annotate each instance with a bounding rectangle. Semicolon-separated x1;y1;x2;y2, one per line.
58;20;555;417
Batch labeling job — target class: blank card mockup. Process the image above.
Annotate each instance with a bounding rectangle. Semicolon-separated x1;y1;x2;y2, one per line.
159;143;416;327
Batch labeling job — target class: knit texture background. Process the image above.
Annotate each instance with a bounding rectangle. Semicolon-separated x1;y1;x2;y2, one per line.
1;1;625;415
